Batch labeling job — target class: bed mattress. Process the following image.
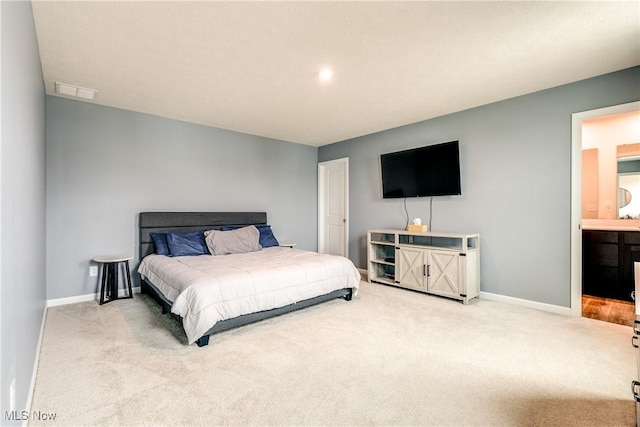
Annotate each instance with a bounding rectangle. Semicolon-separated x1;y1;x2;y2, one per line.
138;247;360;344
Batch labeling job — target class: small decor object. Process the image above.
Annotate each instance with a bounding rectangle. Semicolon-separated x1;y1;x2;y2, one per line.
407;218;428;232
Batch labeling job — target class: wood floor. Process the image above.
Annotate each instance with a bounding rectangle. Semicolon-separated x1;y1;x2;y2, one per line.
582;295;636;327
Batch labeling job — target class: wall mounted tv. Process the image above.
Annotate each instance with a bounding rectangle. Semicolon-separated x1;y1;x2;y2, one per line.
381;140;461;199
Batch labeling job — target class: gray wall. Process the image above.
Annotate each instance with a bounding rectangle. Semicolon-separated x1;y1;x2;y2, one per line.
1;0;47;421
319;67;640;308
46;97;318;300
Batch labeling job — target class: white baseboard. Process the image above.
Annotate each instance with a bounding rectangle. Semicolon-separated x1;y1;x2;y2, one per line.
47;286;141;307
480;291;572;316
45;286;570;316
23;305;47;426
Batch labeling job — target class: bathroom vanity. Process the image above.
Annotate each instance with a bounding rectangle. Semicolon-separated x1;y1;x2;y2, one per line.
582;224;640;302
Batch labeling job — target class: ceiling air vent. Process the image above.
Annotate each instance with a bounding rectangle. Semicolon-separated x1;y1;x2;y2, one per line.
55;82;97;100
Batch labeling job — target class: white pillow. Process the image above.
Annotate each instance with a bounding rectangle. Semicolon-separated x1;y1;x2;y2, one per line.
204;225;261;256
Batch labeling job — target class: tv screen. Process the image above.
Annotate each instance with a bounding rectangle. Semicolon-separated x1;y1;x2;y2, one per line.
381;141;461;198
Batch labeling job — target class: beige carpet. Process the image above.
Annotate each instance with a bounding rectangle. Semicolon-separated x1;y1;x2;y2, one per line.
30;281;635;426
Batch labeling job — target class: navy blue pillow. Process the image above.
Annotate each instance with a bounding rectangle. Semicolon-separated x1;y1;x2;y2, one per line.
256;225;279;248
150;232;171;256
221;225;280;248
166;230;208;256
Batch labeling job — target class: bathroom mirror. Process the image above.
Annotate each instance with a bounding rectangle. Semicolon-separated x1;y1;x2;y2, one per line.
617;152;640;218
618;187;632;208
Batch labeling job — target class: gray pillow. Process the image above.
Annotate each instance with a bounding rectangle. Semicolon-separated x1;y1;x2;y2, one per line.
204;225;261;256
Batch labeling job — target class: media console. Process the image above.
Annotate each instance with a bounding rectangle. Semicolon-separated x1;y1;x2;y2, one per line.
367;229;480;304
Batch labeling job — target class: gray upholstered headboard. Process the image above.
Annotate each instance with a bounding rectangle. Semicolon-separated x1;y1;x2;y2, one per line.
138;212;268;260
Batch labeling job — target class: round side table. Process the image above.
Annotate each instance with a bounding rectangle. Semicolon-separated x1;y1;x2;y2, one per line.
93;255;134;305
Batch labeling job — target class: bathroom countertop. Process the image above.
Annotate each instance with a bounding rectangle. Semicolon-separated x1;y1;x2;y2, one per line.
582;219;640;232
582;224;640;231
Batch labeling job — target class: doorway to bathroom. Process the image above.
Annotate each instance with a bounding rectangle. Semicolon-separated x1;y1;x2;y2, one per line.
571;101;640;326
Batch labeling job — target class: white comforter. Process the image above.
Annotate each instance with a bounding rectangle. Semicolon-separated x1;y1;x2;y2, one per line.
138;247;360;344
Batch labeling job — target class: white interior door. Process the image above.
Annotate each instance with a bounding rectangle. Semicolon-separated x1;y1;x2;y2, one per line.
635;262;640;315
318;158;348;256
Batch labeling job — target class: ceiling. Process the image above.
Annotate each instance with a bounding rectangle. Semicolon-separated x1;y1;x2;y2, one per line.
31;1;640;147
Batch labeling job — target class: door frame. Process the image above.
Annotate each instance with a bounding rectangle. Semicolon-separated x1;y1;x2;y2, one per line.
318;157;349;257
570;101;640;316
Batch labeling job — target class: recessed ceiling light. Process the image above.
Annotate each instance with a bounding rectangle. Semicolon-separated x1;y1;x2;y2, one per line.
55;82;97;100
318;68;333;81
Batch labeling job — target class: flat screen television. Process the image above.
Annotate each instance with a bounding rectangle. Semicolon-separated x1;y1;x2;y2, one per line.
381;140;461;198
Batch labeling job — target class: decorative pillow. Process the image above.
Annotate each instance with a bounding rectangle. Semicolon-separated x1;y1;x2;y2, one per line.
150;232;171;256
221;224;280;248
255;225;279;248
166;230;208;257
205;225;261;256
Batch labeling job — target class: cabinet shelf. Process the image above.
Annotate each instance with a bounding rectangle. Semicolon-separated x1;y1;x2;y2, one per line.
367;229;480;304
372;276;395;286
370;240;396;246
371;258;395;266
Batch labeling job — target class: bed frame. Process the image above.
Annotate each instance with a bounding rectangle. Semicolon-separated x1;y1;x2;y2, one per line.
138;212;353;347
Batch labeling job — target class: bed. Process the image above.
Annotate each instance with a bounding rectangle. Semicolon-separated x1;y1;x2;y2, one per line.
137;212;360;347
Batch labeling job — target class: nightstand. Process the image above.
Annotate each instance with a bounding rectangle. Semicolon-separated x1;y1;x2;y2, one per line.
93;255;134;305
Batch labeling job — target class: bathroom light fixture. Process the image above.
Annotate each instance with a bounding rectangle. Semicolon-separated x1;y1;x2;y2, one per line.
55;82;97;100
318;68;333;81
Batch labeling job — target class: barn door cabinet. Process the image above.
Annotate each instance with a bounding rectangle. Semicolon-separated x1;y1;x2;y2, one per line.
367;229;480;304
